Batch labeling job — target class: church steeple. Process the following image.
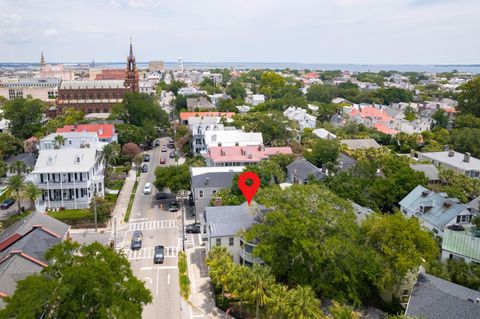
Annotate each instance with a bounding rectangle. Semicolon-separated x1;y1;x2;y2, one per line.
40;51;45;65
125;38;139;93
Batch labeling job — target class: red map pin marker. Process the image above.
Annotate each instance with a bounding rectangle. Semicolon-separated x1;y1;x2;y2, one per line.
238;171;260;205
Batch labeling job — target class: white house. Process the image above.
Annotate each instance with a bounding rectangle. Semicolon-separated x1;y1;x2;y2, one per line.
204;130;263;150
39;132;105;151
31;148;105;211
312;128;337;140
246;94;265;106
418;149;480;179
283;107;317;131
441;227;480;264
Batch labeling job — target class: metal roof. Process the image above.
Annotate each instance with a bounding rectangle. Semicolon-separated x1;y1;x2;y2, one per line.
191;171;241;189
419;151;480;171
442;228;480;262
205;202;265;237
399;185;469;230
410;164;440;181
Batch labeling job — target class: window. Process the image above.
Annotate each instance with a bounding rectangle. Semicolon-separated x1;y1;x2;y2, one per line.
229;237;234;246
456;215;471;223
212;190;217;195
215;238;221;246
433;228;438;234
199;190;204;198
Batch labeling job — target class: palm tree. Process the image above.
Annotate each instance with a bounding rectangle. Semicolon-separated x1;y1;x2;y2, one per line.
7;175;24;214
10;160;26;176
228;264;252;318
22;182;42;210
54;134;66;149
206;246;233;302
266;284;289;319
286;286;323;319
98;142;120;177
247;265;275;319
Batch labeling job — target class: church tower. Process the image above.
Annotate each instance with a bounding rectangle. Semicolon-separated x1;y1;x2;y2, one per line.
125;39;139;93
40;52;45;65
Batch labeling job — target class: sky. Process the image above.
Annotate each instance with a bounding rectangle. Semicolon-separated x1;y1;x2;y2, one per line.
0;0;479;64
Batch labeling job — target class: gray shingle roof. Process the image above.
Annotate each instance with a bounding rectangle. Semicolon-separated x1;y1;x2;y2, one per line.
406;273;480;319
409;164;440;181
0;211;70;246
286;158;325;182
340;139;381;150
205;202;265;237
337;153;357;172
191;171;240;189
399;185;469;230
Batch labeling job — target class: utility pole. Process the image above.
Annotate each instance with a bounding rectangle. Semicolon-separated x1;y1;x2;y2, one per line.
178;190;189;252
93;191;97;232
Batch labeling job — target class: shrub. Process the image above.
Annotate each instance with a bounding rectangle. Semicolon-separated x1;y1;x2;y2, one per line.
48;209;92;225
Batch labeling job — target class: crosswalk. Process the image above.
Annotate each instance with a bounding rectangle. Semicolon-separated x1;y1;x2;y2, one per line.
128;219;177;231
178;233;195;249
125;246;178;260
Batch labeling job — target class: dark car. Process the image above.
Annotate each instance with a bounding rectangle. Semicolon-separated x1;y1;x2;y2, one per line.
168;142;175;149
169;151;176;159
155;140;161;147
130;230;143;250
1;198;15;210
141;164;148;173
186;223;201;234
169;201;179;212
153;245;165;264
144;154;150;162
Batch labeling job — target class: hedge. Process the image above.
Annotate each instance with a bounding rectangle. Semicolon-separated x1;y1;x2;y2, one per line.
48;209;92;225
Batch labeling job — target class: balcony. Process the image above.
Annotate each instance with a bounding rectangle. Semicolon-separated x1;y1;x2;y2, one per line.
239;239;264;265
37;180;90;189
38;198;91;210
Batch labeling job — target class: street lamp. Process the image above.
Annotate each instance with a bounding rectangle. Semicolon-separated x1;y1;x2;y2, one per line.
177;190;190;252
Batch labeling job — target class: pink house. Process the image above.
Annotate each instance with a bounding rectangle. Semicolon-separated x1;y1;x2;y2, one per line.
204;145;293;167
349;106;399;135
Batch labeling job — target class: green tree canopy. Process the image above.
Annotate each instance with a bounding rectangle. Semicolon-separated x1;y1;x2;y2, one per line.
305;138;340;168
0;133;23;157
259;71;286;99
3;98;44;139
0;241;152;318
457;77;480;116
226;81;247;100
154;164;190;193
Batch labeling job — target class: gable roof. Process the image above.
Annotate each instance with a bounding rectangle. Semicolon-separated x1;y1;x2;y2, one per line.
405;272;480;319
442;228;480;262
399;185;469;230
0;211;70;249
191;170;243;189
410;164;440;181
286;158;325;182
57;124;115;139
337;153;357;172
205;202;265;237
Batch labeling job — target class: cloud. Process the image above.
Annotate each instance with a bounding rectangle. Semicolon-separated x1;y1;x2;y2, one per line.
43;28;58;37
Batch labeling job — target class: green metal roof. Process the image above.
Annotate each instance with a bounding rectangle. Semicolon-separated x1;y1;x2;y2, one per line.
442;228;480;262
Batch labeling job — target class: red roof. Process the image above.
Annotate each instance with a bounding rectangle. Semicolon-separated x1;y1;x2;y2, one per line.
304;72;319;79
374;123;399;135
180;112;235;121
207;145;293;163
0;234;22;251
57;124;115;139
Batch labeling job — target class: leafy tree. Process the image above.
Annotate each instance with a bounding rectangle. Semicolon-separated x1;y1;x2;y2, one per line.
7;175;24;214
154;164;190;193
226;81;247;100
329;301;361;319
3;98;44;139
22;182;42;209
199;78;221;95
362;212;438;293
306;84;335;104
0;133;23;156
286;285;323;319
99;142;120;177
403;107;416;121
122;142;142;159
115;124;147;145
217;98;244;112
432;109;449;128
259;71;286;99
450;127;480;158
90;196;113;223
305;139;340;168
0;241;152;318
372;88;413;105
454;114;480;129
133;154;143;172
433;168;480;203
206;246;233;302
457;77;480;116
0;160;7;177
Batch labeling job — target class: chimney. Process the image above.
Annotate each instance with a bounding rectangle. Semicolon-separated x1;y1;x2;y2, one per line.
443;145;450;152
205;177;209;185
98;128;103;135
448;149;454;157
258;145;261;151
464;152;471;163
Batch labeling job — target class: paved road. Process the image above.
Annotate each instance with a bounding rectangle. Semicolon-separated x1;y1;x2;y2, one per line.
117;137;205;319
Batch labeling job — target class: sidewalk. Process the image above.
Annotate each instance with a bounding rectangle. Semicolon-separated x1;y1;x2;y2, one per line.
186;247;234;319
110;169;137;228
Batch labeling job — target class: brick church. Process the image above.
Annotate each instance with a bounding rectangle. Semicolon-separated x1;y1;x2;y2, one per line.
55;41;139;115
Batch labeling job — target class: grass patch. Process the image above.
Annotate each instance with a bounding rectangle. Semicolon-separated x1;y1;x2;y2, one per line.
0;210;33;229
105;179;125;190
178;251;190;299
48;209;92;225
104;193;118;203
123;179;138;222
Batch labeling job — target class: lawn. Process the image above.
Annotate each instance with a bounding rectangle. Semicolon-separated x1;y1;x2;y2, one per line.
48;209;93;225
105;179;125;191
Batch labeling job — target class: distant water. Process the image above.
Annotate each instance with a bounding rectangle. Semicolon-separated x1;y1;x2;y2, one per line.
1;62;480;74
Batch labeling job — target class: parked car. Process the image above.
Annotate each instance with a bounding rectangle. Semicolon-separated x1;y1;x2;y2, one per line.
160;157;166;164
186;223;201;234
169;151;176;159
155;140;161;147
0;198;15;210
168;142;175;149
144;154;150;162
169;201;179;212
141;164;148;173
153;245;165;264
143;183;153;194
130;230;143;250
161;145;167;152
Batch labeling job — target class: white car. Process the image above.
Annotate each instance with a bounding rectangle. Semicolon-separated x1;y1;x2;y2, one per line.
143;183;153;195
